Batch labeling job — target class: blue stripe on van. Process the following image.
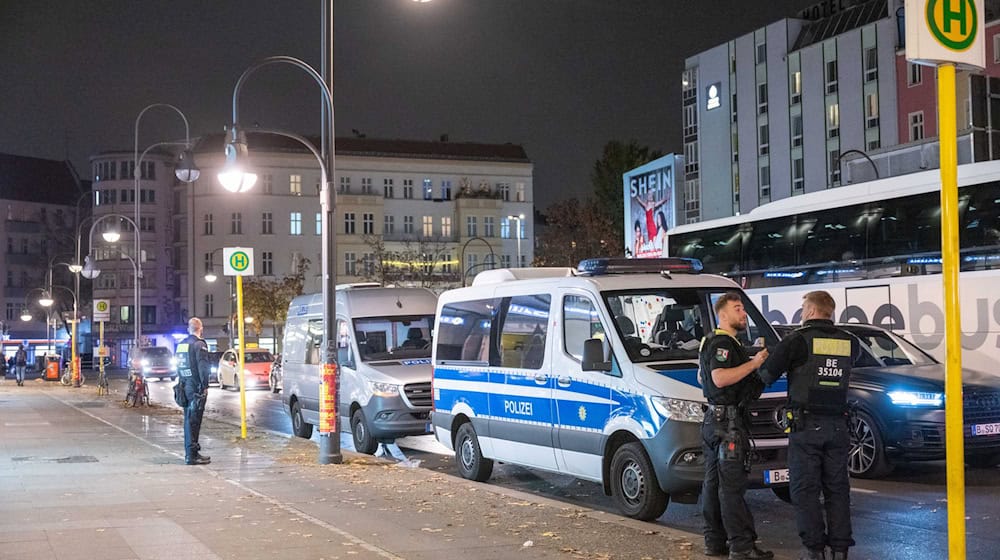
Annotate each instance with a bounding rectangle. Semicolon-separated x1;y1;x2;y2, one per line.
654;368;788;394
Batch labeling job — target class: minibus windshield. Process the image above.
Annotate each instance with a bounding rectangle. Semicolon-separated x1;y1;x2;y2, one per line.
353;315;435;361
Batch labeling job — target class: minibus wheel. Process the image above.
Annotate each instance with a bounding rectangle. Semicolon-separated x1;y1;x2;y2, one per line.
291;399;313;439
609;442;669;520
351;408;378;454
455;422;493;482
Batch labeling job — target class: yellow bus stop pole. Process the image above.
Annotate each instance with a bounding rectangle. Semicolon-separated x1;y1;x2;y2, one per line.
236;274;248;439
938;62;966;560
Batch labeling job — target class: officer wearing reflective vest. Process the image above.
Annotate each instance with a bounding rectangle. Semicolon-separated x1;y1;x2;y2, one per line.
175;317;212;465
761;291;858;560
699;292;772;560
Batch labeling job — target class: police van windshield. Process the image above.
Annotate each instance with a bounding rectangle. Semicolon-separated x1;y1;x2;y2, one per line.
603;288;775;364
353;315;434;361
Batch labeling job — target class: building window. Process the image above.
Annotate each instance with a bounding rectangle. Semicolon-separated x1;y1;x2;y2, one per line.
259;174;271;194
684;142;699;173
404;215;414;234
290;212;302;235
500;218;511;239
403;179;413;199
362;213;374;235
759;165;770;199
344;252;357;276
497;182;511;201
441;216;452;237
755;42;766;64
909;111;925;141
344;212;356;234
422;215;433;237
682;68;698;101
827;103;840;138
262;212;273;234
362;253;375;277
290;174;302;195
994;34;1000;63
262;251;273;275
384;215;395;234
757;83;768;115
866;93;879;128
791;114;803;147
231;212;242;235
515;183;525;202
466;216;478;237
758;124;769;155
361;177;372;194
484;216;495;237
339;176;351;194
139;217;155;232
204;295;214;318
825;60;838;93
829;149;841;185
862;47;878;82
790;71;802;105
792;157;804;192
423;179;433;200
908;63;922;86
441;180;452;200
383;178;394;198
683;105;698;136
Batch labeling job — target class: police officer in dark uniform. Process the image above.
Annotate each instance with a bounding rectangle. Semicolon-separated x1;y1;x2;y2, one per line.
761;291;857;560
176;317;212;465
700;292;773;560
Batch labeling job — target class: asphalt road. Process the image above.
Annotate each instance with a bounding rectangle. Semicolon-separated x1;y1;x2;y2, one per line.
134;377;1000;560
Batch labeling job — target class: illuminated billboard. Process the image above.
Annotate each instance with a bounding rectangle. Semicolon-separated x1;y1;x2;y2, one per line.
622;154;678;259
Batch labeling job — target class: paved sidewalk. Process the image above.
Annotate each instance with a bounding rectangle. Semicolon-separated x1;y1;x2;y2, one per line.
0;379;713;560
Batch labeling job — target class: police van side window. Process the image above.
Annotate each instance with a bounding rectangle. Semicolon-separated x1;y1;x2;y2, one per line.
304;319;324;365
436;299;497;364
499;294;551;370
563;295;606;361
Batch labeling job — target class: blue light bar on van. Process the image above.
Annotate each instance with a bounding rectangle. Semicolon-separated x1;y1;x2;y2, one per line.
577;257;703;276
764;271;805;279
907;257;942;265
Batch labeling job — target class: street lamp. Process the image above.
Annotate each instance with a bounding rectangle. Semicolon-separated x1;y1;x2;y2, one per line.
224;55;339;464
203;248;236;342
507;214;525;267
86;213;143;358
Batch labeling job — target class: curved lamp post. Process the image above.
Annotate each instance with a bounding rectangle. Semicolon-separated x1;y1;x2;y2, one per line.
86;213;143;356
223;56;340;463
459;236;497;287
506;214;526;267
203;247;236;339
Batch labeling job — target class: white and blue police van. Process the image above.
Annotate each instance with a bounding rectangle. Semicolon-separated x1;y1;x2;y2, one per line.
282;284;438;454
431;258;789;520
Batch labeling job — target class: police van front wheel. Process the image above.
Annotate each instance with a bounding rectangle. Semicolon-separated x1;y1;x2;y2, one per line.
455;422;493;482
610;442;669;521
351;408;378;455
291;400;313;439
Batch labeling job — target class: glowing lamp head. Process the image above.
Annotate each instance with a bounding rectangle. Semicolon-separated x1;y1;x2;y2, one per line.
218;126;257;193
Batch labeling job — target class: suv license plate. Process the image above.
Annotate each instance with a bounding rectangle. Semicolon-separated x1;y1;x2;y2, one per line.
972;423;1000;436
764;469;789;484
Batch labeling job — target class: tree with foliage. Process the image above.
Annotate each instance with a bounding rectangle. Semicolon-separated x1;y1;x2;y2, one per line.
534;197;618;267
591;140;663;247
357;235;460;289
241;259;310;352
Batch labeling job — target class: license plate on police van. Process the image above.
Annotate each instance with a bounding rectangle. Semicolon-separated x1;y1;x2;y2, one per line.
971;423;1000;436
764;469;789;484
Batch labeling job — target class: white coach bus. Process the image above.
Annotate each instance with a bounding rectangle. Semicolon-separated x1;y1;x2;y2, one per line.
665;161;1000;373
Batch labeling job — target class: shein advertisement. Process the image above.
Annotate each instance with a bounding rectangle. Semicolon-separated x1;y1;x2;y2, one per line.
622;154;677;259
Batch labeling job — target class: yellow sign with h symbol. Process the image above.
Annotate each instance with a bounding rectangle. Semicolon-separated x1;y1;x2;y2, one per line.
906;0;984;68
223;247;255;276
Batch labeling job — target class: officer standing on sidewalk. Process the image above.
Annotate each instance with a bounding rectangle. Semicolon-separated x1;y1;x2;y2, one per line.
761;291;857;560
700;292;773;560
176;317;211;465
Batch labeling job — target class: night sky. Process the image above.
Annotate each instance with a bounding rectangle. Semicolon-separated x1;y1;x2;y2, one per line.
1;0;814;211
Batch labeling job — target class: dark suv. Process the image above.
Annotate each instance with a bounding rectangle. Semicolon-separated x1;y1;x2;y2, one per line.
130;346;177;381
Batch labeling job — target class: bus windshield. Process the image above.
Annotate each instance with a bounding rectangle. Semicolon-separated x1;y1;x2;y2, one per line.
353;315;434;361
603;288;776;364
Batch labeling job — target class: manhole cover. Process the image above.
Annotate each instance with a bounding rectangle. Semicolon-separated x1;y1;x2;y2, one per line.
73;402;107;408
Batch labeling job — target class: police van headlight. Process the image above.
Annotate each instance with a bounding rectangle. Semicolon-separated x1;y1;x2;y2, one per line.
887;390;943;407
652;397;705;423
370;381;400;397
141;359;150;367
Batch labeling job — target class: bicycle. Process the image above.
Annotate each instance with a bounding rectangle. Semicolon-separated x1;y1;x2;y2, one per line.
124;370;149;407
96;367;110;397
60;366;86;387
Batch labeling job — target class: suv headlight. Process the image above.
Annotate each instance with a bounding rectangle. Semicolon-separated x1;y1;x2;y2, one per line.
141;359;150;366
652;397;705;423
887;390;943;407
370;381;400;397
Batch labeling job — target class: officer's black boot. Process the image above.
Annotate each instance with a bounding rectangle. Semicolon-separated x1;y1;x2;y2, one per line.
798;548;826;560
729;545;774;560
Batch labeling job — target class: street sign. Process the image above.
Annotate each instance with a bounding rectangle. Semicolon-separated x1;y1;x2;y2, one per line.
93;299;111;322
906;0;984;69
223;247;255;276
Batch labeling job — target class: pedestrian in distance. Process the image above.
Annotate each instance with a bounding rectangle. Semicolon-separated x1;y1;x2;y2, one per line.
14;344;28;386
760;291;857;560
175;317;212;465
699;292;773;560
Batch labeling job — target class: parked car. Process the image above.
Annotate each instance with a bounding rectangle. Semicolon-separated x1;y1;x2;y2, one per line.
268;353;282;393
217;348;274;390
206;351;224;385
772;323;1000;477
129;346;177;381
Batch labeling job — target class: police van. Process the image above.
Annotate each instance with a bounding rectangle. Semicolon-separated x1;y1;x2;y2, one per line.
430;258;789;520
282;285;438;454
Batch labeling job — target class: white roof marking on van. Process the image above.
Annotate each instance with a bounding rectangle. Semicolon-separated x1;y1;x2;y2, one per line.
472;267;576;286
335;282;382;290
